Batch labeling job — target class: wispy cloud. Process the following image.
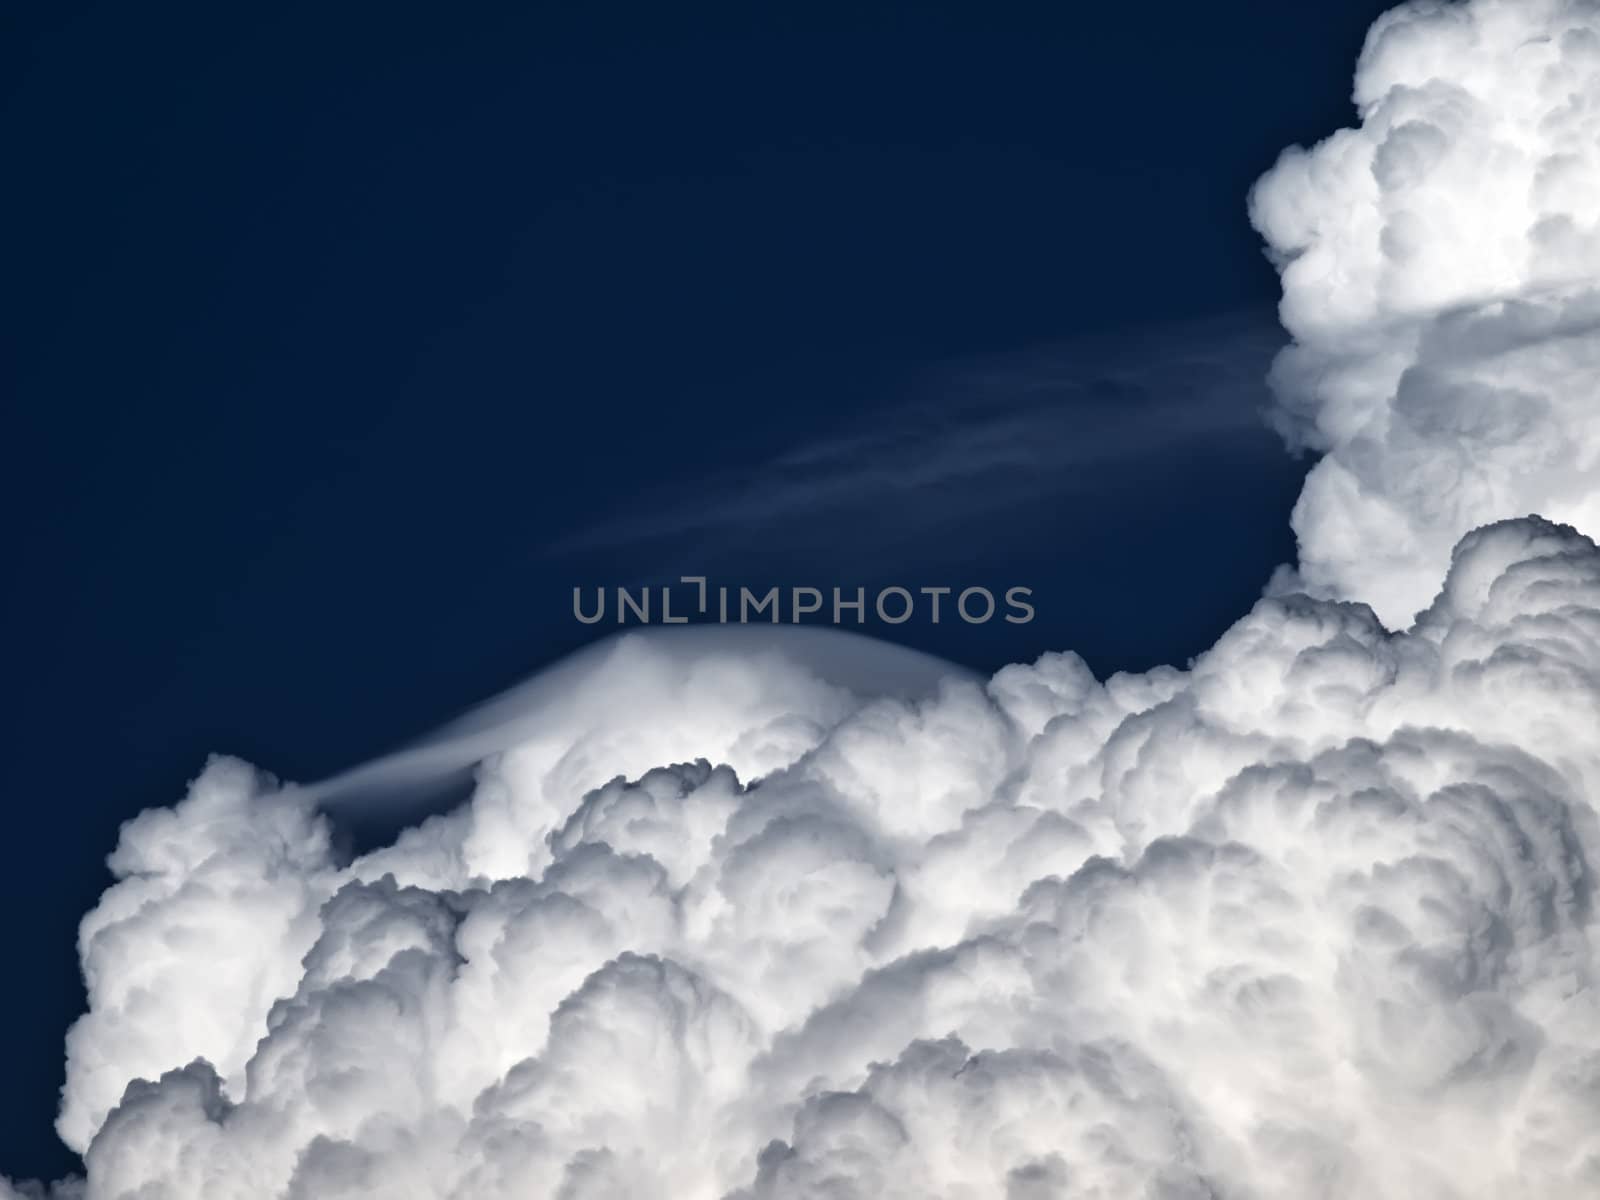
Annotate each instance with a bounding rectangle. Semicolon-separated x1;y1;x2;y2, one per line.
550;309;1286;556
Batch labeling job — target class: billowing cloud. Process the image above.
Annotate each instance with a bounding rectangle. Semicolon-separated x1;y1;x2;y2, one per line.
12;515;1600;1200
1250;0;1600;627
10;0;1600;1197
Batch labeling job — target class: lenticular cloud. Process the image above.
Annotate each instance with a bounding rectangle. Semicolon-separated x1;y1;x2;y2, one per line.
13;1;1600;1197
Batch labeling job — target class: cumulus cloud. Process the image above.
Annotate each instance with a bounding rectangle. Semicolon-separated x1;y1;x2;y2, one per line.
13;515;1600;1200
1250;0;1600;626
10;0;1600;1197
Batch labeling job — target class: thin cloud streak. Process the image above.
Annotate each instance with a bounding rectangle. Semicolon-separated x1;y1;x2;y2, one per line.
550;309;1287;555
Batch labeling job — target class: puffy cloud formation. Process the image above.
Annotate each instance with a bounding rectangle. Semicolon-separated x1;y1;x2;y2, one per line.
8;516;1600;1200
1251;0;1600;626
11;0;1600;1197
49;628;973;1163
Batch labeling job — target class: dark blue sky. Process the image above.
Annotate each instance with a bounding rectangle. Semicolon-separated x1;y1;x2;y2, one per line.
3;0;1394;1180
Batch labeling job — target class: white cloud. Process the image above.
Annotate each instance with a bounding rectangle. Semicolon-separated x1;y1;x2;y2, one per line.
17;515;1599;1199
1250;0;1600;627
11;1;1600;1197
